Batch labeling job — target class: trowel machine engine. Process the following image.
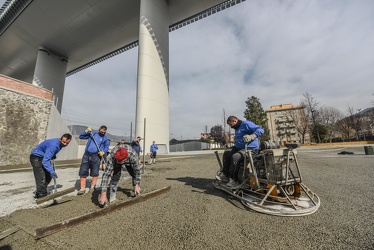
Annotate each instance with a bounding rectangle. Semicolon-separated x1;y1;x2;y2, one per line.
213;141;320;216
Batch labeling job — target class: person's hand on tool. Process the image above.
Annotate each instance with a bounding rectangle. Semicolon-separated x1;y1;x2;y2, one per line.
98;151;104;157
85;127;92;133
134;184;141;196
98;193;107;207
51;172;58;179
243;134;256;143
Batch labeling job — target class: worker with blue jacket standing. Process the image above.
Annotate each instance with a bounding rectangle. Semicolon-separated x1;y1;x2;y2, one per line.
131;136;142;156
149;141;159;164
78;125;109;195
30;133;72;198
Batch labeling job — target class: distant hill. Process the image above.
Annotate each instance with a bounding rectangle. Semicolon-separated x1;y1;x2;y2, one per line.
358;107;374;116
68;125;130;143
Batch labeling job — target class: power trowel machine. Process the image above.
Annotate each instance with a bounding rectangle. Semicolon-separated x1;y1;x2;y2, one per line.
213;141;320;216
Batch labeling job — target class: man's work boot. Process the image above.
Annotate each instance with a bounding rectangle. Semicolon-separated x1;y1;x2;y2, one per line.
226;178;241;189
215;173;229;183
77;189;85;195
109;184;117;203
109;192;116;203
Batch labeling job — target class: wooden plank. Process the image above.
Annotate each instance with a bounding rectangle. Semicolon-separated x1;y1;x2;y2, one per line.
35;186;171;239
0;226;20;240
36;187;76;205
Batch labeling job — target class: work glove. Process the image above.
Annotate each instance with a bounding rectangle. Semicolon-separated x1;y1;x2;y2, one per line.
243;134;256;143
85;127;92;133
98;151;104;157
50;172;58;179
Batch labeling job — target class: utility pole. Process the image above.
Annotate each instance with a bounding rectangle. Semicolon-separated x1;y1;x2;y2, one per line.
130;122;133;142
223;108;227;146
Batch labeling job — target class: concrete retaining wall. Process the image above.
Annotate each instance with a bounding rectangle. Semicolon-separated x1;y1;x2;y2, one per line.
47;104;79;161
0;75;78;166
0;75;52;165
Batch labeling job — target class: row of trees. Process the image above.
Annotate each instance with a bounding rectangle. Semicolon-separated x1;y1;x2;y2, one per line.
297;92;374;143
202;96;271;145
204;92;374;145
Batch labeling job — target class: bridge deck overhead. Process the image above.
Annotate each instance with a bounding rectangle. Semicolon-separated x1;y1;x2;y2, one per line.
0;0;239;82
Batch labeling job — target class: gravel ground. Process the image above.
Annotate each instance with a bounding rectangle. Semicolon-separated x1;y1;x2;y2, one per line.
0;146;373;250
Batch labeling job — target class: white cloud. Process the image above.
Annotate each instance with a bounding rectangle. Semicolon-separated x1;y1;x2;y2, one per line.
62;0;374;138
3;0;372;138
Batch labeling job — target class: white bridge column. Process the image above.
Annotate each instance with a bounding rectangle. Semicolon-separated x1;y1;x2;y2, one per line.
32;46;68;112
136;0;170;153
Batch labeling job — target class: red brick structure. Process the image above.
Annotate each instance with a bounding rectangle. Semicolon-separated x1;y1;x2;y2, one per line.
0;75;52;100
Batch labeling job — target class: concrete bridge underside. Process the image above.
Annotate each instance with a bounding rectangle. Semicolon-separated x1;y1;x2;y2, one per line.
0;0;245;152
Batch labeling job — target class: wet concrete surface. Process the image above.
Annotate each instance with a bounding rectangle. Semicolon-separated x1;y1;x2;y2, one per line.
0;146;373;249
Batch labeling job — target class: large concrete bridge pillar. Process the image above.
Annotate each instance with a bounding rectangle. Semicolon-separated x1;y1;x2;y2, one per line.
32;46;68;112
136;0;170;153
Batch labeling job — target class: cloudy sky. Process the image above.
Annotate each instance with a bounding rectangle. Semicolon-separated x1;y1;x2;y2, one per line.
2;0;374;139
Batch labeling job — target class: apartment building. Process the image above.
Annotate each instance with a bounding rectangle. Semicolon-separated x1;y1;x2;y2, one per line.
266;103;309;145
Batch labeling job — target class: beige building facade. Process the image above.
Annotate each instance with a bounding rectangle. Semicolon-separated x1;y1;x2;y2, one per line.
266;103;310;145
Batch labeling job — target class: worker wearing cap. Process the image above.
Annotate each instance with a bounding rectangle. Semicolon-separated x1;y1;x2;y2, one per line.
78;125;109;195
98;144;141;207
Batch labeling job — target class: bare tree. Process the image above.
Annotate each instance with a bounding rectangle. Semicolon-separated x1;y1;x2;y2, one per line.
319;106;344;142
335;116;352;141
289;104;309;144
370;110;374;140
301;92;321;142
347;106;363;141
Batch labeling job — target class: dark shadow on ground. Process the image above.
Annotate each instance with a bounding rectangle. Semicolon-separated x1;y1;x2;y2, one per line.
117;187;133;198
89;187;133;207
0;244;12;250
166;176;248;210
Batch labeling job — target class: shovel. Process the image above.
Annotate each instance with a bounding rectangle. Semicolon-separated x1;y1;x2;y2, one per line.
36;162;75;205
36;180;76;205
89;132;107;170
53;176;57;194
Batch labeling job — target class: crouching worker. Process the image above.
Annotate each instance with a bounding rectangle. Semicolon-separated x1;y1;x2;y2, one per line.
98;144;141;207
30;134;72;199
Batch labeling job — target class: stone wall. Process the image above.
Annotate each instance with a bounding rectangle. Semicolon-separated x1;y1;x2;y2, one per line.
0;75;53;166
